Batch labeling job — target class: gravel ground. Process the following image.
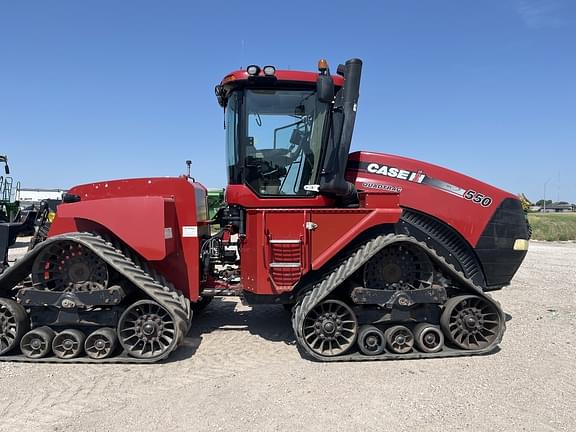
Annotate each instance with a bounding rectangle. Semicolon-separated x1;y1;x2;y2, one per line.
1;240;575;432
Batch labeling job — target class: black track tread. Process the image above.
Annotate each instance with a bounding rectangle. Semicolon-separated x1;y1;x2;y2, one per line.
104;235;192;332
292;233;506;362
0;232;190;363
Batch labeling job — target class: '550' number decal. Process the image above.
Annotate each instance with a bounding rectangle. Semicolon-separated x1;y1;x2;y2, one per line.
464;190;493;207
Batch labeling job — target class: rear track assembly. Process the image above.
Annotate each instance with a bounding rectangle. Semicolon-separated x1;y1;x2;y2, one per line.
0;233;190;364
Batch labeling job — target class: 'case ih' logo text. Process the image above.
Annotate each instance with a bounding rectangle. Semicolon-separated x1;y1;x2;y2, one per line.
366;163;426;183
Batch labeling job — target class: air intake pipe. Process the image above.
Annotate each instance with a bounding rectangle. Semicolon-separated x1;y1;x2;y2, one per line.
319;58;363;202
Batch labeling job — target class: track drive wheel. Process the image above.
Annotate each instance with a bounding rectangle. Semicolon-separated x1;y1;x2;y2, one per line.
0;299;29;356
301;299;358;357
85;328;118;359
414;323;444;353
384;325;414;354
357;325;386;356
118;300;179;360
441;295;503;350
363;243;434;289
52;329;86;359
31;241;109;292
20;327;56;359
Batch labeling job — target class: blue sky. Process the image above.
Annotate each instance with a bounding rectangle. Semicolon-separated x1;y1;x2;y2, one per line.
1;0;574;202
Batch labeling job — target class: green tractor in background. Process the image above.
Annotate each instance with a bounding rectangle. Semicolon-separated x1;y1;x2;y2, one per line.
185;160;226;222
207;188;225;220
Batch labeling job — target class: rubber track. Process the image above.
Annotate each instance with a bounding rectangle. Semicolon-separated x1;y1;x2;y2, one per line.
401;209;483;284
0;232;190;364
292;233;506;362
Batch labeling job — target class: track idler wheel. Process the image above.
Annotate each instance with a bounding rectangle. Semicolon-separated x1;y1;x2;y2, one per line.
0;299;29;356
52;329;86;359
118;300;178;360
414;323;444;353
20;326;55;359
85;328;118;359
357;325;386;356
302;299;358;357
441;295;503;350
384;325;414;354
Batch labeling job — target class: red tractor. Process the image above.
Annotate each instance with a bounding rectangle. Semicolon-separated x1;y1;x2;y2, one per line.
0;59;529;363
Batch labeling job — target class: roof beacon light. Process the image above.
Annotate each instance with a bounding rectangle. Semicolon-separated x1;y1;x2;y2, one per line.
318;59;329;73
246;65;261;76
263;65;276;76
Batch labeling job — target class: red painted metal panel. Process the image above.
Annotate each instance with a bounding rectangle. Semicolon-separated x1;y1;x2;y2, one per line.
240;193;401;295
226;184;334;209
240;209;309;295
50;177;208;301
346;151;516;246
310;207;401;270
55;197;168;261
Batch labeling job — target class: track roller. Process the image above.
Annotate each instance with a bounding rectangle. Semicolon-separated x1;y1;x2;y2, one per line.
384;325;414;354
413;323;444;353
52;329;86;359
441;295;503;350
0;299;29;356
357;325;386;356
20;327;56;359
85;328;118;359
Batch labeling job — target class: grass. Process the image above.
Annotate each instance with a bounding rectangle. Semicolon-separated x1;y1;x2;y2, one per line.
528;212;576;241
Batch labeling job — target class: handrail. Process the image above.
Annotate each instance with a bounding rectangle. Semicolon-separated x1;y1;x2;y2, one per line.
2;177;12;202
14;181;21;202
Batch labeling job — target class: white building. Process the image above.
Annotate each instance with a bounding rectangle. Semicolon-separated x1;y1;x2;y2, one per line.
16;188;66;207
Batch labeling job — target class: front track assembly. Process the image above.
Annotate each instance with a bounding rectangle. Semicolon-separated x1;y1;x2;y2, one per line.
292;234;506;362
0;233;190;364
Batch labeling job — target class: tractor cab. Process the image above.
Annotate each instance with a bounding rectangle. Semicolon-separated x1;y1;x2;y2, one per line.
215;59;362;205
224;84;327;196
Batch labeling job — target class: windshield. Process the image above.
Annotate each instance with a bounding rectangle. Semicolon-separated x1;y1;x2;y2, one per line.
225;88;328;196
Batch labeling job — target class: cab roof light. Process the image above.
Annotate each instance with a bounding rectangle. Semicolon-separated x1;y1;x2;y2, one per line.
262;65;276;76
246;65;261;76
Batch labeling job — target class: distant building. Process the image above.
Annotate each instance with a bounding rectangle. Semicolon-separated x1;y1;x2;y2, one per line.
542;202;575;213
16;188;66;207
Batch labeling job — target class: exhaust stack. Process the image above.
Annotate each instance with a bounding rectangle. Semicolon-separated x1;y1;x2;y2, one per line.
319;58;363;202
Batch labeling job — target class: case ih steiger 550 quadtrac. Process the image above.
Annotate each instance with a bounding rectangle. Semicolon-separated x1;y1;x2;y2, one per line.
0;59;529;363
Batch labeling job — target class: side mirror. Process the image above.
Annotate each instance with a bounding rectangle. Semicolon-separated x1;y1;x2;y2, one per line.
316;75;334;103
4;165;9;175
215;85;227;108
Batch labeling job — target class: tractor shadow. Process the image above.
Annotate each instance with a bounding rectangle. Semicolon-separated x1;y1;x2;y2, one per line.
167;297;294;361
169;298;295;363
188;297;295;344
